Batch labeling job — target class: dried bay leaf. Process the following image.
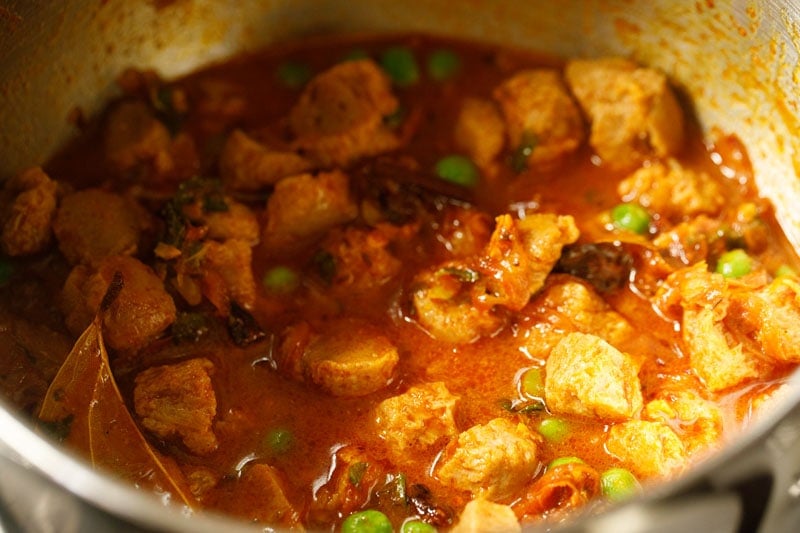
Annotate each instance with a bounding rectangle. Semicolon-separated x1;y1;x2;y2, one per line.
38;272;195;508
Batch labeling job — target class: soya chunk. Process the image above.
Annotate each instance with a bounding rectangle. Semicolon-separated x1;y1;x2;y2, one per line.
219;129;313;191
374;382;459;461
317;226;402;295
203;239;257;310
436;205;493;258
412;272;504;344
262;170;358;250
543;278;636;345
684;307;760;392
302;319;399;397
652;215;722;265
61;255;177;351
53;189;143;266
513;461;601;519
479;213;580;312
454;97;506;173
104;100;172;175
618;159;724;222
1;167;58;256
134;358;218;455
522;276;639;361
517;213;581;292
436;418;539;501
0;312;72;414
644;390;722;455
565;57;684;168
605;420;686;478
493;69;585;169
731;276;800;364
657;263;762;391
545;332;643;420
451;498;521;533
289;59;401;167
412;213;576;344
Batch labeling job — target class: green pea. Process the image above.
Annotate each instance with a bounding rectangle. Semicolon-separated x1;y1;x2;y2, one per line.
402;520;437;533
380;47;419;87
548;456;585;470
716;248;753;278
0;259;13;286
520;368;545;399
600;467;641;502
538;417;571;443
342;48;370;62
434;155;479;188
776;264;797;278
611;203;650;235
264;428;293;456
341;509;393;533
263;266;300;294
276;61;312;88
427;49;461;81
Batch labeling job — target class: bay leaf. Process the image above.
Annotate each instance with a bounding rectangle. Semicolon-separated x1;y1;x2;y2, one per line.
38;272;195;508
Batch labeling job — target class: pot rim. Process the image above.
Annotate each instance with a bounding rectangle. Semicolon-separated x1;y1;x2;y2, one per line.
2;367;799;532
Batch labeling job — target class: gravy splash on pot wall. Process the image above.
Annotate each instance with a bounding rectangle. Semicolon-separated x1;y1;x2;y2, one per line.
1;33;799;530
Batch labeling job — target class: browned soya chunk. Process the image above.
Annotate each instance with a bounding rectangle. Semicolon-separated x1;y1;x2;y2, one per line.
565;57;684;168
134;358;218;455
0;167;58;257
289;59;401;167
61;255;176;351
53;189;144;267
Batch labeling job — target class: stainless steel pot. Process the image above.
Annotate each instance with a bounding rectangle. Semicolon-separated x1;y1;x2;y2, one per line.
1;1;800;531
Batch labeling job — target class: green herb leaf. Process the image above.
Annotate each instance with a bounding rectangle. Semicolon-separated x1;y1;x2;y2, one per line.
383;106;405;129
171;312;209;344
161;201;187;249
0;259;14;286
439;266;480;283
348;461;369;487
499;397;545;415
227;303;267;347
510;131;538;173
517;402;546;414
313;250;337;285
149;85;185;137
276;61;312;89
376;472;407;507
341;48;370;62
264;428;294;456
202;193;229;213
